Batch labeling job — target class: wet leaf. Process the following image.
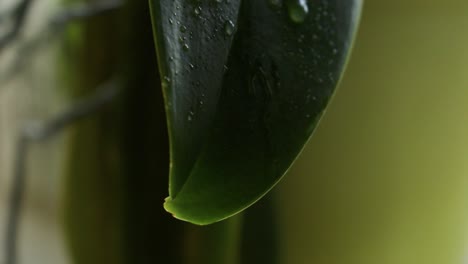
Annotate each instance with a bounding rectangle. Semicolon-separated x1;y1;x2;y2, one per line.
150;0;363;224
149;0;242;197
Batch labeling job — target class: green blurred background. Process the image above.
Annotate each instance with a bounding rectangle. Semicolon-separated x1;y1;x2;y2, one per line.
276;1;468;263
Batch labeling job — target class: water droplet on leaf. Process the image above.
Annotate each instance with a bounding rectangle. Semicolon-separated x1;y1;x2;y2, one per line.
287;0;309;23
194;6;202;16
187;110;195;122
162;76;171;87
224;20;235;36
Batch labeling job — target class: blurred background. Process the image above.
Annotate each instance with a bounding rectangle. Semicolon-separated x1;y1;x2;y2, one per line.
2;1;468;264
0;0;70;263
277;2;468;264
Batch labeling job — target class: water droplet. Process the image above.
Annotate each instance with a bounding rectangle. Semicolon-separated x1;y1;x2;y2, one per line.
224;20;235;36
194;6;202;16
162;76;171;88
183;43;190;51
287;0;309;24
297;34;305;43
180;25;187;32
187;110;195;121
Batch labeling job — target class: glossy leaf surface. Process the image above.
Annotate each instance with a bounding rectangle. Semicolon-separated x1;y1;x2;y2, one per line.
150;0;242;197
150;0;362;224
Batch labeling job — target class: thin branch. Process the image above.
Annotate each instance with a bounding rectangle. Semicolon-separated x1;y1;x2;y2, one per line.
3;137;26;264
51;0;124;26
0;0;34;52
0;0;123;52
3;78;121;264
2;1;125;262
0;0;124;86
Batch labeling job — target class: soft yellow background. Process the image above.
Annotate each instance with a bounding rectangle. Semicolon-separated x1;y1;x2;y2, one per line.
277;2;468;264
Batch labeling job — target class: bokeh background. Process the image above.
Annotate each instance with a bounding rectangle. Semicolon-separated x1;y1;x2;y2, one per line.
277;2;468;263
0;0;70;263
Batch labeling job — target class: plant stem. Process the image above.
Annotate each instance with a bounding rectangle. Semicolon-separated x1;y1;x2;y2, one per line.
182;215;244;264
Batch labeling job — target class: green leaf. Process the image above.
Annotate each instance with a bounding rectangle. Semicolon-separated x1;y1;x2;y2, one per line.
149;0;242;198
150;0;363;225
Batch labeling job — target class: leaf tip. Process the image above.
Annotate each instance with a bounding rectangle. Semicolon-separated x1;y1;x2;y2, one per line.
163;197;219;226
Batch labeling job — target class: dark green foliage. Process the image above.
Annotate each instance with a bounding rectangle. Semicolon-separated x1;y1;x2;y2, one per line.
150;0;362;224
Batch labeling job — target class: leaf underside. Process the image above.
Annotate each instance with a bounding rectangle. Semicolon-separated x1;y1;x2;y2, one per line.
150;0;362;225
